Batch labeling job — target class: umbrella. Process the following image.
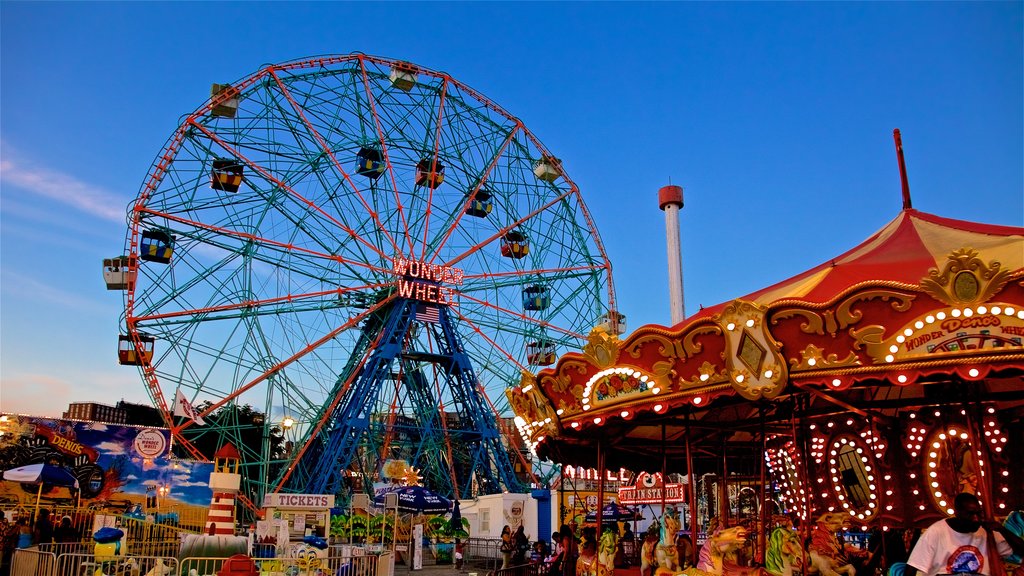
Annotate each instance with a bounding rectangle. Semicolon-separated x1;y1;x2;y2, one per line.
3;463;80;522
585;502;640;523
373;485;451;514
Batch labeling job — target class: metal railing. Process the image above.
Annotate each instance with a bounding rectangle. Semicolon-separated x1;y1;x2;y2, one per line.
10;547;396;576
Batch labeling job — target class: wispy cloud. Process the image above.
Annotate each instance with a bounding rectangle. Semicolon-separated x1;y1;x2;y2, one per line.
0;146;127;223
0;267;110;312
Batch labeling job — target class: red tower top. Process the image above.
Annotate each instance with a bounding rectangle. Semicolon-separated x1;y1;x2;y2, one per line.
658;185;684;210
214;443;240;460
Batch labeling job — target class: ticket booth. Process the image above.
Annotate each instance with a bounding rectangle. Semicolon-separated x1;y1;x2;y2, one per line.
261;493;334;548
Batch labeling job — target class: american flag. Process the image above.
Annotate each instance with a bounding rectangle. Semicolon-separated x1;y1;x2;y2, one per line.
415;304;440;324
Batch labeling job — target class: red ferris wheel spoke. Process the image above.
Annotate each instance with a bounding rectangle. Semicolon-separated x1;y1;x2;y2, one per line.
131;281;390;324
358;56;415;256
271;309;396;492
462;263;608;282
267;67;401;256
174;293;397;437
134;207;390;277
419;76;449;262
427;124;521;265
185;119;391;263
456;291;587;341
443;187;576;268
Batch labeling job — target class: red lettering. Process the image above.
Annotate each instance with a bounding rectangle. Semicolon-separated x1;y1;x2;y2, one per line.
1004;326;1024;336
398;279;415;298
408;261;420;278
425;285;437;302
393;258;409;275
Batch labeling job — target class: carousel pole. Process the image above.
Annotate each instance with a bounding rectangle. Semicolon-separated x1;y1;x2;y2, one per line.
793;395;811;573
685;408;699;567
597;435;605;533
721;437;729;526
661;423;668;525
961;380;995;516
758;402;768;565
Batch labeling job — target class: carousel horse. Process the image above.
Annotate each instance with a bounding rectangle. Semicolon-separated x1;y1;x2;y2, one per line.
654;509;683;576
765;517;803;576
641;529;661;576
599;527;619;576
693;525;767;576
808;513;856;576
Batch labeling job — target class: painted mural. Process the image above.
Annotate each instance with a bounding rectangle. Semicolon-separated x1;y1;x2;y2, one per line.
0;414;212;516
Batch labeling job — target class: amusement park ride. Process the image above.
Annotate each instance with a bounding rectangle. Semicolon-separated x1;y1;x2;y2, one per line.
102;54;623;505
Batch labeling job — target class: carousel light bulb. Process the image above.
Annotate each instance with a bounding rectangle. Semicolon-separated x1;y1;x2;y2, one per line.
937;311;947;320
915;321;924;329
1007;306;1017;315
909;413;916;419
988;406;996;414
700;373;709;382
886;505;893;511
735;375;745;383
885;355;895;363
909;473;916;479
621;411;630;418
693;396;703;405
904;328;914;336
727;323;736;331
947;508;955;515
764;370;774;378
889;345;899;354
968;368;980;378
896;335;906;343
926;315;935;323
897;374;907;383
963;308;974;317
832;379;842;387
886;489;893;496
978;306;988;314
919;505;926;510
951;309;962;318
594;417;602;424
991;306;1001;315
746;319;755;327
808;358;817;366
556;409;564;415
571;422;579;429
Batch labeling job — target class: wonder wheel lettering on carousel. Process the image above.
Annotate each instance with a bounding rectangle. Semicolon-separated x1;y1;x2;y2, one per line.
882;304;1024;361
393;257;463;305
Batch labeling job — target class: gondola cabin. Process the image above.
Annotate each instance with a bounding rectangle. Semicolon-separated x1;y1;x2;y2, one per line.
389;62;418;91
415;158;445;188
210;83;240;119
533;155;562;182
140;230;174;264
102;256;136;291
211;158;244;192
527;340;557;366
465;189;493;218
118;334;155;366
501;231;529;259
522;284;549;311
597;311;627;335
356;147;386;179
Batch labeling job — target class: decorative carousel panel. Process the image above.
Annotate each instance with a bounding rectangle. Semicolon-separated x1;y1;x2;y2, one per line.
766;438;809;522
827;434;880;521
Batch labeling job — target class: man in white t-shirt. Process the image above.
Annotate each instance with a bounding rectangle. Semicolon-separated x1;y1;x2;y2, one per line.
908;493;1024;576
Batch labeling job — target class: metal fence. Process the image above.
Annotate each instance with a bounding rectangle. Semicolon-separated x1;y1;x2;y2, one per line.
9;546;396;576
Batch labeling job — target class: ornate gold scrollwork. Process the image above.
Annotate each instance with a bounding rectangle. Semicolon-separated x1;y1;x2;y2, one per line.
718;299;788;400
582;326;621;369
679;360;726;389
682;324;722;355
625;331;686;361
788;344;861;371
850;325;888;363
836;289;915;330
921;248;1012;306
773;308;826;335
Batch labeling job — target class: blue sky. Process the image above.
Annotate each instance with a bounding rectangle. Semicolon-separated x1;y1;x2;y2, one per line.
1;2;1021;418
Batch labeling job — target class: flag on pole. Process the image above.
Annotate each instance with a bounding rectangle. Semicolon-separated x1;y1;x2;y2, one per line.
174;389;206;425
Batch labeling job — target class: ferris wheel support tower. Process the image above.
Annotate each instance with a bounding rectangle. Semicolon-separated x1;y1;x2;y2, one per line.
659;185;686;325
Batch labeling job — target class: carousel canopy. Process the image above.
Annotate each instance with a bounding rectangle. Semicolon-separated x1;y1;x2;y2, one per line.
509;208;1023;527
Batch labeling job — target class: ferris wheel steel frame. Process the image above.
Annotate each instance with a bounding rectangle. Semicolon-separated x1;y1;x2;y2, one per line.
120;53;618;503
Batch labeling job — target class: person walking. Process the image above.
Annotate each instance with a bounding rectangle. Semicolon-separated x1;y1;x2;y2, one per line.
500;525;513;569
33;509;53;546
513;525;530;565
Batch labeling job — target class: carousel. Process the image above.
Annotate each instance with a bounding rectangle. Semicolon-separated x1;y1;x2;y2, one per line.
508;154;1023;576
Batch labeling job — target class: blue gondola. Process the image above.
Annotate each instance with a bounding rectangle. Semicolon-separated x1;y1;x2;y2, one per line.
356;147;386;180
140;230;174;264
465;189;493;218
523;284;549;311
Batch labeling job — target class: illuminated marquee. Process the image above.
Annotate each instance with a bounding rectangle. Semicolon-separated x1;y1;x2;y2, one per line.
882;304;1024;362
393;257;463;305
617;471;686;504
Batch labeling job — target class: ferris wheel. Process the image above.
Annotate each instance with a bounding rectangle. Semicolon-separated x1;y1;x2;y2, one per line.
107;53;619;501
